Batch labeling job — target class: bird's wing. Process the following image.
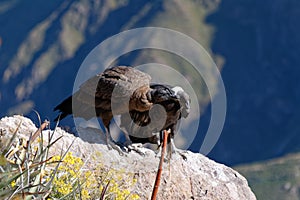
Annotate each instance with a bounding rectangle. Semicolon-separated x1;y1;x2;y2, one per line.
96;66;151;98
73;66;150;102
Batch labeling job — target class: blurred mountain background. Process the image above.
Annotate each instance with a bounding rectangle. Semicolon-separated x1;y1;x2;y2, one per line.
1;0;300;181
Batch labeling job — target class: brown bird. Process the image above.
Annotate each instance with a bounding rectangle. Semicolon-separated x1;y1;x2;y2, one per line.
120;83;191;158
54;66;177;153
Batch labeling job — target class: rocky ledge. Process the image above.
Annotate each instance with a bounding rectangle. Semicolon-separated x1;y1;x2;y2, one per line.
0;115;256;199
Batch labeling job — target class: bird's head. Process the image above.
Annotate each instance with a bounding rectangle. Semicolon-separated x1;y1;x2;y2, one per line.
150;86;178;103
171;86;191;118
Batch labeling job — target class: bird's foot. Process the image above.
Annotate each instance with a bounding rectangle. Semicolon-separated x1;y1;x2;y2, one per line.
155;148;169;162
172;149;188;161
106;139;125;156
155;145;188;161
168;139;188;160
126;143;148;156
123;139;133;149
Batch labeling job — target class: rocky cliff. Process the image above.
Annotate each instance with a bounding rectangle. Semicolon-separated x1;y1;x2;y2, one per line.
0;115;256;199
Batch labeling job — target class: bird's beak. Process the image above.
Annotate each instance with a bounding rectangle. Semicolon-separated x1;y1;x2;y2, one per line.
171;93;180;100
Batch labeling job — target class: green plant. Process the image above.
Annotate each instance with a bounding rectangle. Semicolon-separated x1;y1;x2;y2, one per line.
0;119;62;199
0;117;140;200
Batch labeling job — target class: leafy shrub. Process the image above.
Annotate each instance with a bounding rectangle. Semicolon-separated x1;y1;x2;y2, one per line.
0;120;59;199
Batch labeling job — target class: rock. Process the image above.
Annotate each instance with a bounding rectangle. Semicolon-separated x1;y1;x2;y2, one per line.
0;115;256;199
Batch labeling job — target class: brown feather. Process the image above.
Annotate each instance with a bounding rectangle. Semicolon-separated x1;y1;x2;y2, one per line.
54;66;154;150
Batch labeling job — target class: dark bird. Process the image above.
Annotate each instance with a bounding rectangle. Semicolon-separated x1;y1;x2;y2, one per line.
120;83;191;158
54;66;177;153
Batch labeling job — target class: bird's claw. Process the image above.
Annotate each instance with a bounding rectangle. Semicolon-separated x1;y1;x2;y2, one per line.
123;140;133;149
175;150;188;161
106;139;125;156
155;145;188;161
126;143;147;156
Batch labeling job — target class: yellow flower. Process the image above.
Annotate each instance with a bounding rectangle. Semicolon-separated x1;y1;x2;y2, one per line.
48;151;140;199
132;178;137;184
11;180;16;188
123;189;130;196
81;189;90;200
131;193;140;200
50;155;61;162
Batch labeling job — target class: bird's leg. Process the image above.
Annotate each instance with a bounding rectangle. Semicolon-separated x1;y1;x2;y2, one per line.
153;132;162;155
157;131;162;147
152;132;161;148
122;129;133;147
168;137;188;161
104;125;113;149
157;129;187;160
155;131;169;161
120;118;151;156
119;114;133;147
103;123;124;156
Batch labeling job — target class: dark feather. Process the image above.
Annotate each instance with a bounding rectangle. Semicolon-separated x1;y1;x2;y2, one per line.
53;95;72;121
120;84;190;145
54;66;190;154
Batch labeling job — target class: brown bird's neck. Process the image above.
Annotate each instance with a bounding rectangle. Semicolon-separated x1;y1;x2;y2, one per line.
129;85;153;112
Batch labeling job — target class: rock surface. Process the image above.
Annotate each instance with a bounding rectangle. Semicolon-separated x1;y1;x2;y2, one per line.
0;115;256;199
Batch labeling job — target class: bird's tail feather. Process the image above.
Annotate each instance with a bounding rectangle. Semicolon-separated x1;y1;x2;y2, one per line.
53;95;73;121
